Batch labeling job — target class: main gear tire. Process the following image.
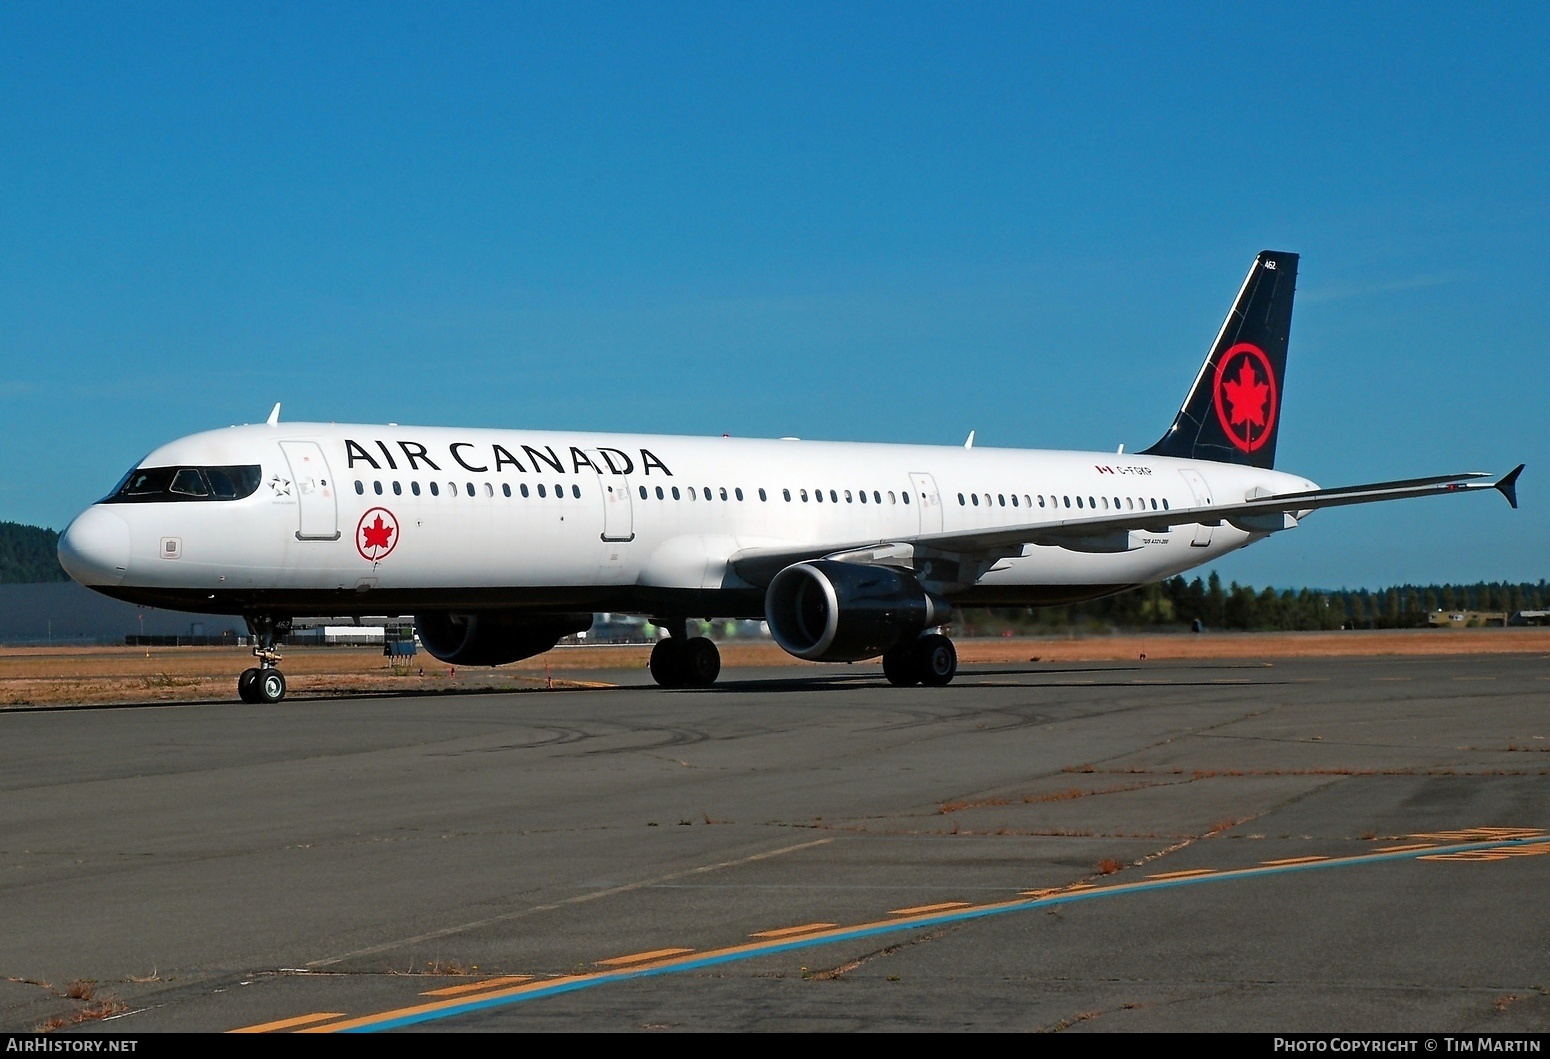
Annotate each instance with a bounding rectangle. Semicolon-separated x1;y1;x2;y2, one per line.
682;637;721;687
916;634;958;687
882;644;921;686
649;638;688;688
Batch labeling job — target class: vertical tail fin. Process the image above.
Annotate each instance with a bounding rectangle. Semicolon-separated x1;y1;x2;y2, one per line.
1142;250;1298;469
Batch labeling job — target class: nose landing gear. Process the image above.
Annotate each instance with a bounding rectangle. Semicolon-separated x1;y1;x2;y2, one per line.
239;615;292;703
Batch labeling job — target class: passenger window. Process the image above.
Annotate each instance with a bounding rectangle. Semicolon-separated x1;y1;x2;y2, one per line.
844;490;852;503
393;481;402;496
814;488;822;503
801;489;809;502
998;494;1005;507
903;492;911;505
485;483;494;497
374;481;383;495
411;482;421;496
520;483;530;497
672;486;680;500
1076;496;1084;508
971;494;979;506
354;481;364;495
538;484;547;498
503;484;511;497
1064;496;1071;508
430;482;440;496
958;493;966;506
639;485;648;499
573;485;581;498
783;489;791;501
758;488;767;501
720;487;728;500
656;486;664;499
858;490;867;504
465;483;474;497
830;490;838;503
1038;495;1046;507
888;491;895;504
1011;495;1018;507
704;487;712;501
736;488;744;501
1149;498;1157;509
1162;498;1170;510
873;491;881;504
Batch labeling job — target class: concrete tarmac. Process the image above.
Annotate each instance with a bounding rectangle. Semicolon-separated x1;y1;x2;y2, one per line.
1;652;1547;1033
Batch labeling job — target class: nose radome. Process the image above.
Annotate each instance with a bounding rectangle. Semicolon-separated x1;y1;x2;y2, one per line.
58;506;131;587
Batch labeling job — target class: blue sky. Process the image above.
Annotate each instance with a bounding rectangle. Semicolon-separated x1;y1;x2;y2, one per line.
2;3;1544;590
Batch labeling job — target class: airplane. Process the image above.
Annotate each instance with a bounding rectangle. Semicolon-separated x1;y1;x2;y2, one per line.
57;251;1523;703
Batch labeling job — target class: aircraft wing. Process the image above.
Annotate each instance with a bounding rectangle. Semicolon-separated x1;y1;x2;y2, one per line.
728;466;1523;589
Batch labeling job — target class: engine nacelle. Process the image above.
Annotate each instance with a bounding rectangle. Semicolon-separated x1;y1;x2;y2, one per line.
414;611;593;666
765;560;947;662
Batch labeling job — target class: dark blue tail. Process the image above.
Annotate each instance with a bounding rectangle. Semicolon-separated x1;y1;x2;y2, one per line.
1143;251;1298;469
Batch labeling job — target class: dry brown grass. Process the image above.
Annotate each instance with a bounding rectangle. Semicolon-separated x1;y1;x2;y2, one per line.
36;996;128;1032
423;959;477;976
1095;858;1125;875
4;627;1547;708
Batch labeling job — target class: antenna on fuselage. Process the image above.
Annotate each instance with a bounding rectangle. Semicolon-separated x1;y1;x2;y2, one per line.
266;403;281;426
964;431;975;449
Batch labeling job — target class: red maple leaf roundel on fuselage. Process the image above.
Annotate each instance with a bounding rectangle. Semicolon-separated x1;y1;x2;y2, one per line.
356;507;400;561
1211;343;1278;453
362;516;393;549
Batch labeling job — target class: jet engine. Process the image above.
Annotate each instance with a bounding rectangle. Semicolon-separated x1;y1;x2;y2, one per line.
414;611;593;666
764;560;948;662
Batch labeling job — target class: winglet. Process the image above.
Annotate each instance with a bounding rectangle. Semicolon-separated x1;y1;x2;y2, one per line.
1494;464;1524;509
266;403;281;426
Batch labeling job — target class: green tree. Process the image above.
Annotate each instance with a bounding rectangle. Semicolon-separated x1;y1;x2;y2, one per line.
0;522;67;583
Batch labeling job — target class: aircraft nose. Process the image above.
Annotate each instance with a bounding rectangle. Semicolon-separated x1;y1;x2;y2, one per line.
58;506;131;587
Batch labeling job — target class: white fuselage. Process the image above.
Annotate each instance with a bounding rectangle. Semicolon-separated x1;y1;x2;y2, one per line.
59;422;1316;618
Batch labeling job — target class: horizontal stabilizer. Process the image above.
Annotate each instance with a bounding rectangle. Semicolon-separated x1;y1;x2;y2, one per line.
1495;464;1525;509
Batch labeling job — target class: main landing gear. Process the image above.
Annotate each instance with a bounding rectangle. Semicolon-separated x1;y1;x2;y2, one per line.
882;632;958;687
239;614;292;704
648;618;721;688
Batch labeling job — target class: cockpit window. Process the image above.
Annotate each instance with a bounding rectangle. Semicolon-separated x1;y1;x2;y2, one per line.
170;468;210;497
104;465;262;503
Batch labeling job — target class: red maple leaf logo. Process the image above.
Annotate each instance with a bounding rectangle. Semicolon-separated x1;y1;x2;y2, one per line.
361;515;394;550
1221;362;1270;432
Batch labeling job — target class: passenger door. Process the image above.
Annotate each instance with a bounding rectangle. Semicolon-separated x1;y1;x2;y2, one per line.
910;472;944;535
279;440;340;541
1177;468;1214;547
